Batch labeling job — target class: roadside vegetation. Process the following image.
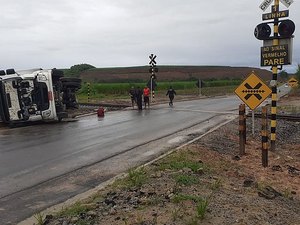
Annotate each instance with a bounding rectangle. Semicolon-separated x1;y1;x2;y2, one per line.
62;63;300;104
42;149;221;225
77;79;241;103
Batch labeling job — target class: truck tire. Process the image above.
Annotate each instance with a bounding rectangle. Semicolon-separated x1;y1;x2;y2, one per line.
6;69;15;75
61;78;81;89
60;78;81;83
52;69;64;83
62;82;81;89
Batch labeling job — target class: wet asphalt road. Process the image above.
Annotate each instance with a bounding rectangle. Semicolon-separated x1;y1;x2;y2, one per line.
0;96;240;224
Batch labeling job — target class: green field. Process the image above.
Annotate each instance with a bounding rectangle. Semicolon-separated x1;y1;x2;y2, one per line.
77;80;241;103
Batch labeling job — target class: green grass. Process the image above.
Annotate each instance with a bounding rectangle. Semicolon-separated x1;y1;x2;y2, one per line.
33;212;45;225
210;178;222;191
174;174;199;186
196;198;209;219
57;202;93;217
126;167;148;188
172;194;209;221
76;80;240;102
172;194;203;204
159;151;209;173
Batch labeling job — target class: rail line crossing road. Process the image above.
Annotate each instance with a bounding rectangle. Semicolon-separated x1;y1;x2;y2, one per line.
235;72;272;110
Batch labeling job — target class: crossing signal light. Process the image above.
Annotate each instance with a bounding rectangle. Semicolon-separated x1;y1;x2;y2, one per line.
254;19;295;40
254;23;271;40
278;19;295;38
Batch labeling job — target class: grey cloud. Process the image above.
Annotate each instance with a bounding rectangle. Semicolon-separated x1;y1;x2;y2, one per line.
0;0;299;72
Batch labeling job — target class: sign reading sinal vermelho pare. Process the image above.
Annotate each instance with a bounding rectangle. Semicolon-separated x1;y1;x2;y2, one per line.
261;44;289;66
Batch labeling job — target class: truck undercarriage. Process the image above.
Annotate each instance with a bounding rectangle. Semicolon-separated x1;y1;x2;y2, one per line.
0;68;81;125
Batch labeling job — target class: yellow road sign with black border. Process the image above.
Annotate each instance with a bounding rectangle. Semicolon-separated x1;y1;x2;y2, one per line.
235;72;272;110
288;77;298;88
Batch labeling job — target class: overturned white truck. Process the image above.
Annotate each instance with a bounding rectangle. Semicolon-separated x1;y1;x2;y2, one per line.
0;68;81;125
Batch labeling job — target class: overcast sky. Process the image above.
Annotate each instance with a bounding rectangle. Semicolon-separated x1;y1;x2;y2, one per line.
0;0;299;72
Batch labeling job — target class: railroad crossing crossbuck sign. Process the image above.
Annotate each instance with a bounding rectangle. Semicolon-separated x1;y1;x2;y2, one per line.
235;72;272;110
149;54;158;77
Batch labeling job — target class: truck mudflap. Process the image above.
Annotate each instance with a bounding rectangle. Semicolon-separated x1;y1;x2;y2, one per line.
0;81;10;123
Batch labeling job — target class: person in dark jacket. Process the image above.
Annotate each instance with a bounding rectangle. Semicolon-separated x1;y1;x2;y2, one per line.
135;86;143;110
129;86;136;109
166;86;176;106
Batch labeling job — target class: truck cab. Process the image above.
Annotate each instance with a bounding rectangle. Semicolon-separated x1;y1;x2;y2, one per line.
0;68;81;125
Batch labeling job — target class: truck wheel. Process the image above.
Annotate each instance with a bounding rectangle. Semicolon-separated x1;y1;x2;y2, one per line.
52;69;64;82
60;78;81;83
6;69;16;75
62;81;81;89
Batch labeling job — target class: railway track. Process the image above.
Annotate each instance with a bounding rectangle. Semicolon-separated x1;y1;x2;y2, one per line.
79;103;130;109
248;113;300;122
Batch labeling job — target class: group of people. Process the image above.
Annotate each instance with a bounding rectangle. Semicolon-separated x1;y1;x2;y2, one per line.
129;86;150;110
129;86;176;110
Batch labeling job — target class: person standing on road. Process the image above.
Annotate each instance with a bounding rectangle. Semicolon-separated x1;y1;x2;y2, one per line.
143;86;150;109
129;86;136;109
135;86;143;110
166;86;176;106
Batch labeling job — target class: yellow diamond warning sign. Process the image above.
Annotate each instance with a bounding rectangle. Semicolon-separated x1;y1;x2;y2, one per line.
235;72;272;110
288;77;298;88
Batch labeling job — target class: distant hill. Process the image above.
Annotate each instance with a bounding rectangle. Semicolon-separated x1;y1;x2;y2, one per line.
80;65;273;82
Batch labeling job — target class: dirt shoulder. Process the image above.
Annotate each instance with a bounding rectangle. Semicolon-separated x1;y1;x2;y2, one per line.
41;92;300;225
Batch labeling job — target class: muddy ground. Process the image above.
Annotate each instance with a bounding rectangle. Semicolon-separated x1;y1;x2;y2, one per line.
41;92;300;225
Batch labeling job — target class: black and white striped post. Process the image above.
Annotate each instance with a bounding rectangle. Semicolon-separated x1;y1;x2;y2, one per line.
239;104;246;155
255;0;295;151
261;106;268;167
149;54;158;103
270;0;280;151
87;82;90;103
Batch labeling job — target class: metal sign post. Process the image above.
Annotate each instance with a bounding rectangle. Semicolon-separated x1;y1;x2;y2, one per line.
148;54;158;103
235;72;271;141
196;79;203;96
261;106;269;167
256;0;295;151
252;110;255;135
270;0;280;151
150;77;153;103
87;82;90;103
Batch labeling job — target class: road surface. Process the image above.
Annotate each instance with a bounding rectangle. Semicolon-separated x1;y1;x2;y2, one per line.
1;96;241;224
